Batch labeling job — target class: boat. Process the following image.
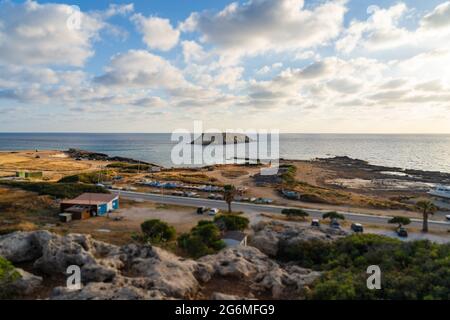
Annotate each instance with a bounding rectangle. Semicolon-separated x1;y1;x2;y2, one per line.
428;185;450;200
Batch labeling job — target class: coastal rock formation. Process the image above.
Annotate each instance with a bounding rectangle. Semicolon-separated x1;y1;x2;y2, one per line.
64;149;153;165
190;133;253;145
197;246;321;299
0;230;321;300
250;221;348;257
7;268;43;296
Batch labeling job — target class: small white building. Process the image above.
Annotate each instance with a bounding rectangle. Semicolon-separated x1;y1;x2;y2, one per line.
222;231;247;247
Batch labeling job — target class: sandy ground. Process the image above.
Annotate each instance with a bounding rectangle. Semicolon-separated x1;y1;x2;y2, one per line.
0;150;109;181
52;201;211;245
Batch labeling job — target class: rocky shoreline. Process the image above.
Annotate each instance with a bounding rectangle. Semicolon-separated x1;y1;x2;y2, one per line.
64;149;155;166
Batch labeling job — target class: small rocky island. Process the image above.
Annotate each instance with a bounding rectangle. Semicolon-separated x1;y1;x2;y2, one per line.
190;133;253;145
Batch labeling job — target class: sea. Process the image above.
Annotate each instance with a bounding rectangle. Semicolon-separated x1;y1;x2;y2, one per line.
0;133;449;173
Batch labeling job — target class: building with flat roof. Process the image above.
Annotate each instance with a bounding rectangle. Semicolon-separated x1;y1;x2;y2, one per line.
60;193;119;216
222;231;247;247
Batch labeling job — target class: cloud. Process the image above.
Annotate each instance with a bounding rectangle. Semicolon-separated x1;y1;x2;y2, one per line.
103;3;134;18
181;40;209;63
0;1;106;66
337;2;450;55
181;0;347;56
336;3;411;53
421;1;450;29
94;50;186;89
131;14;180;51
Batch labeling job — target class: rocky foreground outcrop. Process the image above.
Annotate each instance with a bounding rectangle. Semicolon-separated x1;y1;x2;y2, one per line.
0;230;321;300
250;220;348;257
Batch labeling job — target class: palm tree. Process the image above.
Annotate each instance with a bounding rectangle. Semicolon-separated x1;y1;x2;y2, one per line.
223;185;237;213
415;200;437;233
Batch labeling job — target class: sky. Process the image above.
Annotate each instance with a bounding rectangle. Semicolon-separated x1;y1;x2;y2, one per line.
0;0;450;133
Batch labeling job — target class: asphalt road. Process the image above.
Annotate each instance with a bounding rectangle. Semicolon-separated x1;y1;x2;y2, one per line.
113;190;450;233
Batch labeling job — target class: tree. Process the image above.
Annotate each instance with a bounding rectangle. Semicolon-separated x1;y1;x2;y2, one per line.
178;221;225;258
214;214;249;231
415;200;437;233
223;185;237;213
388;216;411;228
322;211;345;221
140;219;176;243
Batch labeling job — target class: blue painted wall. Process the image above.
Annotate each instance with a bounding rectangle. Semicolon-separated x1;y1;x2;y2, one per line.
98;204;108;216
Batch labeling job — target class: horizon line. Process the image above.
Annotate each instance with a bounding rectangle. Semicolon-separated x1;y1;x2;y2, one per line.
0;132;450;135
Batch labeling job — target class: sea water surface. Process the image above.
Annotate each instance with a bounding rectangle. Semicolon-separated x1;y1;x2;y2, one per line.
0;133;449;173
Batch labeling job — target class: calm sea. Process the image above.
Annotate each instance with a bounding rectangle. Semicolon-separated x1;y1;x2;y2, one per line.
0;133;449;173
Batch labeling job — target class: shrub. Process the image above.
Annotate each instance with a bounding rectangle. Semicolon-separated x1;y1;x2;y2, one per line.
0;257;21;299
214;214;249;231
388;216;411;227
140;219;176;244
178;221;225;258
58;171;113;184
277;234;450;300
322;211;345;220
0;181;109;199
281;208;309;219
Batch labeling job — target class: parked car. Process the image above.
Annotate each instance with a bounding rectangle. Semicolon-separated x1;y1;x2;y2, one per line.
208;193;217;199
446;215;450;221
311;219;320;227
330;219;341;229
351;223;364;233
197;207;206;215
208;208;219;216
396;227;408;238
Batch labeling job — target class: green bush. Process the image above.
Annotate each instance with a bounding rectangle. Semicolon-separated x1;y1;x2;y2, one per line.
277;234;450;300
388;216;411;227
140;219;176;244
178;221;225;258
281;208;309;218
0;181;109;199
214;214;249;231
0;257;21;299
322;211;345;220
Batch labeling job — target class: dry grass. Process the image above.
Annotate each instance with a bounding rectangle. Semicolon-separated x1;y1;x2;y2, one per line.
152;171;221;185
220;170;249;179
0;187;59;234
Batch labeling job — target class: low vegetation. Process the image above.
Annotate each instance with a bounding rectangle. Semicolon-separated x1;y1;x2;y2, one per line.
214;214;249;231
106;162;152;173
388;216;411;228
58;170;115;184
0;257;21;299
140;219;176;244
178;221;226;259
279;164;297;185
278;234;450;300
153;172;219;185
322;211;345;220
281;208;309;219
0;181;108;199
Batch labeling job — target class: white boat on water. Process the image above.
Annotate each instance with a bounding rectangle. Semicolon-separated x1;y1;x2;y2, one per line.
428;185;450;199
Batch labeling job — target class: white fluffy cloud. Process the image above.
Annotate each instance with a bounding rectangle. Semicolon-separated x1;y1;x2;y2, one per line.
337;1;450;54
0;1;105;66
95;50;186;89
131;14;180;51
336;3;411;53
421;1;450;29
181;0;347;56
